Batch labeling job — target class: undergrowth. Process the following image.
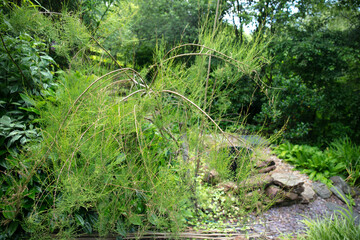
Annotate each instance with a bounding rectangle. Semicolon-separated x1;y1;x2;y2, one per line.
1;10;274;239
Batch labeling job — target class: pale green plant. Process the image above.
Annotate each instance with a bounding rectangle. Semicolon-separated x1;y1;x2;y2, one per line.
2;16;273;239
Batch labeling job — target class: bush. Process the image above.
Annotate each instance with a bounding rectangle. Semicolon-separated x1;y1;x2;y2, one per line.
0;32;57;162
329;137;360;186
1;22;268;238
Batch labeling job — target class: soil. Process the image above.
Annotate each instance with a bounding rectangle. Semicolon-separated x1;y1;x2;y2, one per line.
242;149;360;239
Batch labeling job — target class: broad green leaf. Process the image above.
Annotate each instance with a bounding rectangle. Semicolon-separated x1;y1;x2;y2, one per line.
6;221;19;237
40;55;55;63
0;116;12;126
9;134;22;144
20;136;27;145
19;93;36;106
83;222;92;234
14;123;25;128
3;205;17;220
309;171;317;180
18;107;40;115
75;213;85;226
8;130;21;137
27;188;36;200
40;70;53;81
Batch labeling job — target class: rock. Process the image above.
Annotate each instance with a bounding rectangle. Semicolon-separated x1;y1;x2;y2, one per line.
240;174;274;191
351;186;360;197
271;172;304;194
312;181;332;199
258;165;276;173
265;185;299;200
245;189;262;198
203;169;220;185
330;186;350;204
218;181;238;193
330;176;351;195
265;185;282;199
255;159;275;169
265;185;302;206
301;185;316;203
326;202;360;225
285;191;300;201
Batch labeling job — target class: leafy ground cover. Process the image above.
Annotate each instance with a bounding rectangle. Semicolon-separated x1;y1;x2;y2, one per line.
273;138;360;186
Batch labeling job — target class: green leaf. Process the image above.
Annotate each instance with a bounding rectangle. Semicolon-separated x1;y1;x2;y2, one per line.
129;214;142;226
75;213;85;226
9;135;22;145
116;219;127;237
20;137;27;145
27;188;37;200
40;70;53;81
14;123;25;129
40;55;55;63
116;153;126;164
309;171;317;180
3;19;13;30
18;107;40;115
148;213;158;225
6;221;19;237
0;116;12;126
19;93;36;106
83;222;92;234
3;205;17;220
0;150;8;156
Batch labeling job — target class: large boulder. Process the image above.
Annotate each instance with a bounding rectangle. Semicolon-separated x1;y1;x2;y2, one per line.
330;176;351;195
265;185;303;206
312;181;332;199
330;186;350;204
271;172;305;194
301;185;316;203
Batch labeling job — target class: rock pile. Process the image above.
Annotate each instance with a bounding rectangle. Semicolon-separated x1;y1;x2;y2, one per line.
204;154;360;209
202;158;314;207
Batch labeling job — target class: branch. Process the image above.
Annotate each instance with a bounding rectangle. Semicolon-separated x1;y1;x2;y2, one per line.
161;90;252;152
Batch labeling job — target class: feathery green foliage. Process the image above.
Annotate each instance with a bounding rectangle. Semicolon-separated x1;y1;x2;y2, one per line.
1;16;271;238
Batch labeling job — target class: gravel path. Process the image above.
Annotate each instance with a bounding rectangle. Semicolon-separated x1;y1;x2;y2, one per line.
245;195;360;239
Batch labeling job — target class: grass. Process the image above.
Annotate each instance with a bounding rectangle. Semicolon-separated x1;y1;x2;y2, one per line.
299;212;360;239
